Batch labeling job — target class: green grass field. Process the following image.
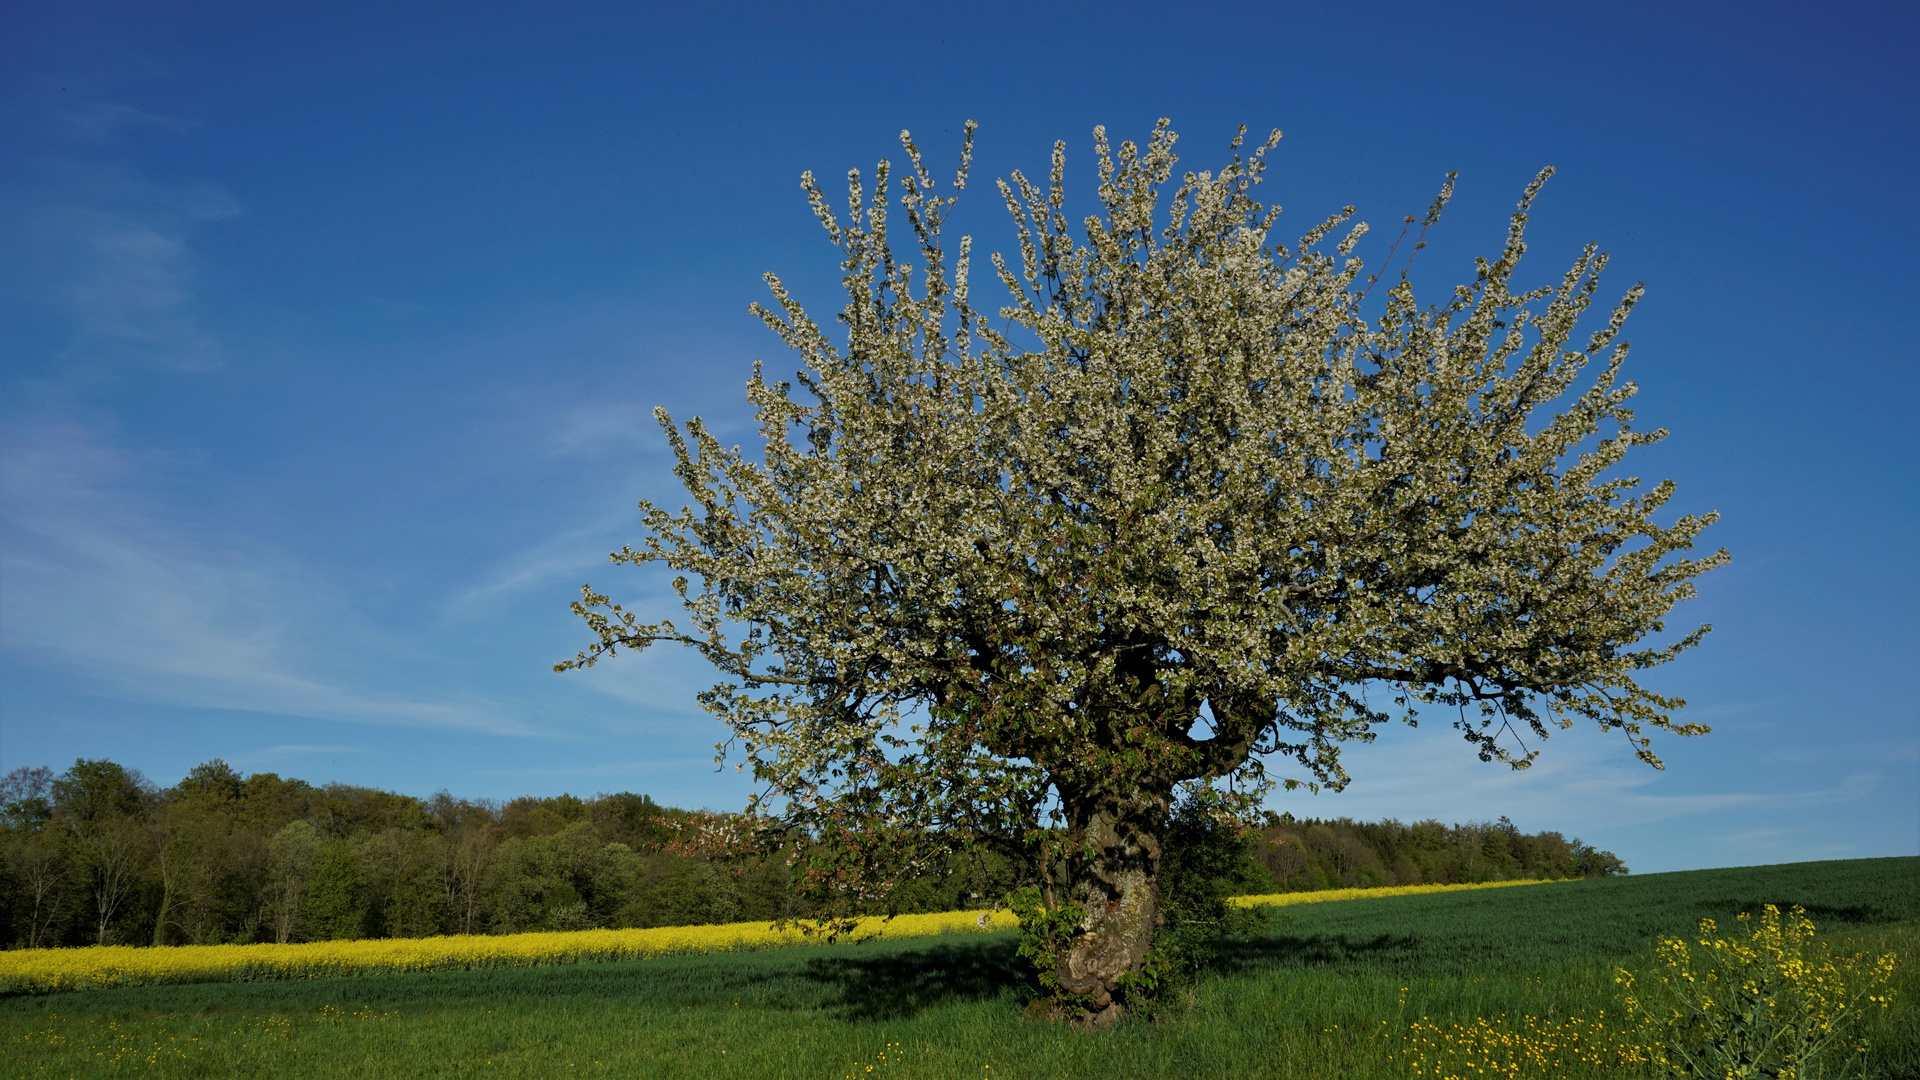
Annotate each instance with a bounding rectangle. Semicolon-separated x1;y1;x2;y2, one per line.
4;857;1914;1080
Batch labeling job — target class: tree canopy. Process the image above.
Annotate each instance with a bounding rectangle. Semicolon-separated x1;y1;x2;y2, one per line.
562;119;1725;1023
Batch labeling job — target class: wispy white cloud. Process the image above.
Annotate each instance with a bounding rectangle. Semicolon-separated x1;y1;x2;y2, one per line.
60;103;200;144
565;647;718;724
438;484;719;724
442;512;637;622
1283;718;1884;840
4;101;239;374
43;205;225;371
0;417;537;735
1877;738;1920;763
476;756;724;779
550;400;671;458
228;744;371;769
15;186;239;373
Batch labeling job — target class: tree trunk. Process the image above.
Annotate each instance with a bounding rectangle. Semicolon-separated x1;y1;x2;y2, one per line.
274;878;299;944
87;821;142;946
152;889;172;946
152;841;177;947
1050;786;1169;1028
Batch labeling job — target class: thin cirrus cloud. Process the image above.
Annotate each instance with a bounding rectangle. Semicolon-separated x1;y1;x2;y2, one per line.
441;511;639;623
228;744;370;769
58;102;200;144
447;525;725;725
0;108;532;738
1313;718;1884;848
440;391;705;623
5;150;240;375
43;205;225;371
0;418;536;737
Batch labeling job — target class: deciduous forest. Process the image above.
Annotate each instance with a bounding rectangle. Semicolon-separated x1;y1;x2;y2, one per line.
0;760;1622;950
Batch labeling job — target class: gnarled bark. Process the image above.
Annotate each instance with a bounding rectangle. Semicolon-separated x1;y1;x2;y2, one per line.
1051;787;1169;1028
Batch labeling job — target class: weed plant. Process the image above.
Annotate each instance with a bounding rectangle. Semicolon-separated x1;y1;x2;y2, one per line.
1;857;1911;1080
1620;904;1900;1079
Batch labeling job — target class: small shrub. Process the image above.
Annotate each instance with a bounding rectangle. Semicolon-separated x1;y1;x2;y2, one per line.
1116;791;1275;1015
1007;885;1091;1012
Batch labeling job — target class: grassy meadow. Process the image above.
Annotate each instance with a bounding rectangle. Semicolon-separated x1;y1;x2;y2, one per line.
2;856;1913;1080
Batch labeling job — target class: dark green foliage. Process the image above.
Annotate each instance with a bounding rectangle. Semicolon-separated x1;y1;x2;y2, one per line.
1161;794;1273;928
1251;812;1624;891
1119;791;1277;1011
619;854;739;929
588;792;675;850
0;858;1909;1080
304;841;365;940
50;760;148;825
175;760;244;803
0;759;818;949
1008;885;1087;1004
358;830;446;940
0;753;1632;956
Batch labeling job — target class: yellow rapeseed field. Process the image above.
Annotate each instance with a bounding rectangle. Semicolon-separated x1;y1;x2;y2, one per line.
1230;878;1553;909
0;878;1563;994
0;908;1022;993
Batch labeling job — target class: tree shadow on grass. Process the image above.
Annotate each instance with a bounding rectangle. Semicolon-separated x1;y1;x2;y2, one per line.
800;937;1029;1022
1202;931;1424;978
798;930;1430;1020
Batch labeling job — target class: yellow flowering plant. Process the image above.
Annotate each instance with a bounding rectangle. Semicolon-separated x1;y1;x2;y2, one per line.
1616;904;1899;1080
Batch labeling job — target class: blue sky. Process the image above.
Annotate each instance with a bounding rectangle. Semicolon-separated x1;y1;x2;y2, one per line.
2;2;1914;873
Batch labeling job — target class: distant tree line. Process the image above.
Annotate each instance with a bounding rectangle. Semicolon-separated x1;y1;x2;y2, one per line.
1251;811;1627;892
0;759;1624;950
